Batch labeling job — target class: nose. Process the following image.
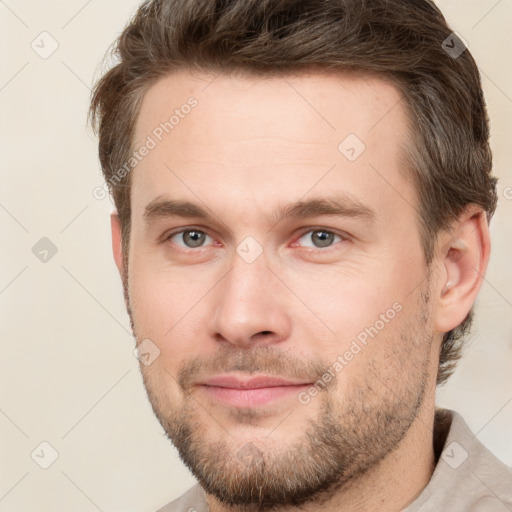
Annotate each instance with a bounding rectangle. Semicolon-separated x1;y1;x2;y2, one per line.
208;251;292;348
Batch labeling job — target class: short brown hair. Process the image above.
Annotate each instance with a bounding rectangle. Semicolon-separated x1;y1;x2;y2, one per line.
89;0;498;386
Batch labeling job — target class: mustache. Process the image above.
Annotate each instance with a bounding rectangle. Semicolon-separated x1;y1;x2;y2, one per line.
122;271;333;392
177;345;333;392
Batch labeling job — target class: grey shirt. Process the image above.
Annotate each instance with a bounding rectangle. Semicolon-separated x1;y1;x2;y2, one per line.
156;408;512;512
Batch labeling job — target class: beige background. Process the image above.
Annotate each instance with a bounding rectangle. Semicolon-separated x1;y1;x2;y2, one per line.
0;1;511;510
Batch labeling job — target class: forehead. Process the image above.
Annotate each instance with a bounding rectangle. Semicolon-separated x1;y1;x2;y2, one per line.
130;68;416;228
134;68;408;146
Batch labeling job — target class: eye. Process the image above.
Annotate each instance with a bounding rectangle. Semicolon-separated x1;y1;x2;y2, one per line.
166;229;215;249
295;229;346;249
164;227;347;252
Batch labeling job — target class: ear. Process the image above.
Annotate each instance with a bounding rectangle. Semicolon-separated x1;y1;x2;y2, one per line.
110;212;124;278
433;206;491;334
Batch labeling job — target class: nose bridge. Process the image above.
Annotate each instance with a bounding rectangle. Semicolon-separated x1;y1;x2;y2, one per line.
209;246;290;346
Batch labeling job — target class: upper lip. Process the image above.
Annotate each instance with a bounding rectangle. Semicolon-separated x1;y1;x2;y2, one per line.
200;375;311;389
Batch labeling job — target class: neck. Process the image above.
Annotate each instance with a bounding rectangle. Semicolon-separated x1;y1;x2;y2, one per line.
207;387;437;512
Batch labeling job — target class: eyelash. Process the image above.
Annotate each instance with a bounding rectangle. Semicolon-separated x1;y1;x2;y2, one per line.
163;227;348;252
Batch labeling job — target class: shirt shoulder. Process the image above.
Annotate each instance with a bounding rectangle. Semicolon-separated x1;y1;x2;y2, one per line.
405;408;512;512
155;483;208;512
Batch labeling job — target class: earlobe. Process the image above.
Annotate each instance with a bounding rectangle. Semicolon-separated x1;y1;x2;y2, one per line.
434;208;491;334
110;212;124;277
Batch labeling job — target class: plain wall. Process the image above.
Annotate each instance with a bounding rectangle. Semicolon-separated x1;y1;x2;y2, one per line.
0;1;511;510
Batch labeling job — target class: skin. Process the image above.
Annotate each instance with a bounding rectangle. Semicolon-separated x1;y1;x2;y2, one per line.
110;69;490;512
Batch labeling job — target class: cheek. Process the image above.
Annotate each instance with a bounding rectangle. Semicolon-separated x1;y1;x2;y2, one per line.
128;260;189;337
328;311;425;405
127;260;217;363
285;263;403;345
129;270;200;391
285;260;420;388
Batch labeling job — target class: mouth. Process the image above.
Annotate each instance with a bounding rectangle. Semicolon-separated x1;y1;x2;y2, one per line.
197;375;312;407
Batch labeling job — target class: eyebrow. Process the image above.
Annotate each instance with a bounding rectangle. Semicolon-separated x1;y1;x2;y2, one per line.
143;194;376;227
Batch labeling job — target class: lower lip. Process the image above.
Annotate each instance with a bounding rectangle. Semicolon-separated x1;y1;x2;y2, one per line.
200;384;310;407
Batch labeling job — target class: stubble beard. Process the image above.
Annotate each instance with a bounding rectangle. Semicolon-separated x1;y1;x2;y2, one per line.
123;268;434;512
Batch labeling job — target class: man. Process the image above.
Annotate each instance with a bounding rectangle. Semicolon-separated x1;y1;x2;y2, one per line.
89;0;512;511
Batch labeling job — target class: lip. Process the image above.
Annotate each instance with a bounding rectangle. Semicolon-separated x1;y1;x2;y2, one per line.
201;375;309;389
198;375;311;407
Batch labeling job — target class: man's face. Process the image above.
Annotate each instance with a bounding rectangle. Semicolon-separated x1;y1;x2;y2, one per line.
118;70;440;509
